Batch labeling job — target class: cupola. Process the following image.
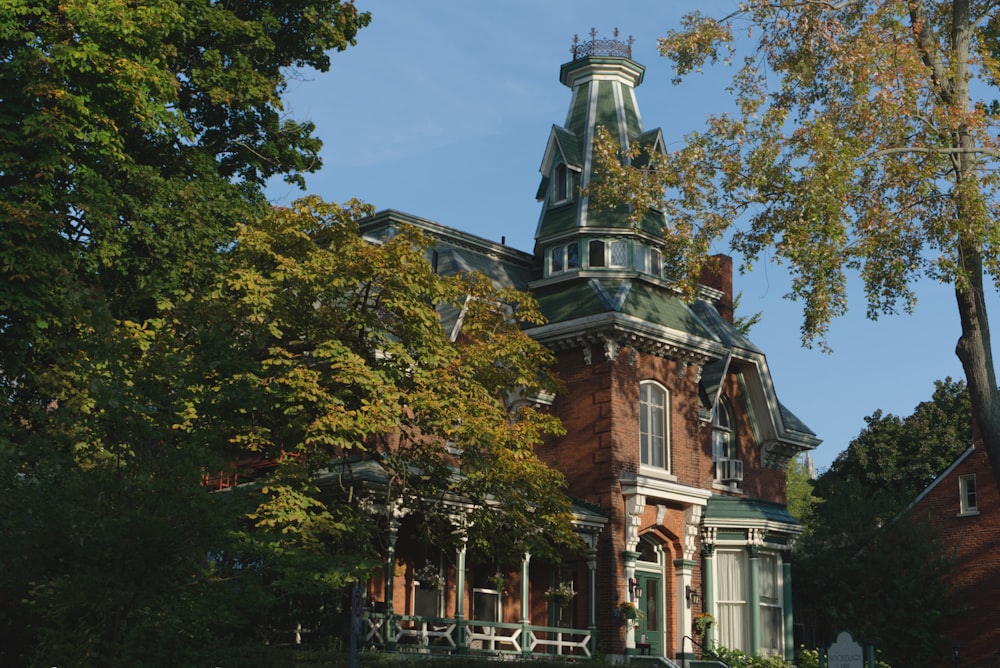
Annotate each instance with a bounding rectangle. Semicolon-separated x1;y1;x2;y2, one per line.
534;30;668;283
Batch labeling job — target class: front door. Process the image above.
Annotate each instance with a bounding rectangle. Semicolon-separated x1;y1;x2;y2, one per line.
636;571;664;656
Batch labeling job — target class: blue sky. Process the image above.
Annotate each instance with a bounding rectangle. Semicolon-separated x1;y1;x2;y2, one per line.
267;1;989;472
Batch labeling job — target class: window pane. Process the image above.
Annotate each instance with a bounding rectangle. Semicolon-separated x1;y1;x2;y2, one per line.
717;550;747;651
640;383;668;469
550;246;563;273
610;240;627;267
566;242;579;268
649;249;661;276
589;240;605;267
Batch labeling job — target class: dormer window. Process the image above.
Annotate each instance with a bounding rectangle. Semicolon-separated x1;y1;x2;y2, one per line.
552;163;570;204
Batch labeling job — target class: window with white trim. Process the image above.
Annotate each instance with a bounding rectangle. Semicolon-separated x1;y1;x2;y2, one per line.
713;396;738;483
716;549;748;651
636;245;663;277
548;242;580;275
960;474;978;515
640;381;669;470
587;238;629;269
759;553;783;656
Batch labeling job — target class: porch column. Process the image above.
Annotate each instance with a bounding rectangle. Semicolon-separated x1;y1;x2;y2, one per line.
674;559;695;662
783;554;794;663
455;535;467;651
520;551;532;657
384;518;400;650
701;531;716;649
623;549;639;651
623;493;645;652
587;544;598;655
748;542;761;655
678;504;703;660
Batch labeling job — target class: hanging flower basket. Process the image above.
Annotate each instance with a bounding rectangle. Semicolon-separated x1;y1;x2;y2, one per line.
618;600;640;621
415;562;445;591
545;582;576;606
694;612;715;637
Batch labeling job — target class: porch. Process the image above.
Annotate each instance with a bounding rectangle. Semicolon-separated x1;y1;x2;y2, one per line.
363;612;593;658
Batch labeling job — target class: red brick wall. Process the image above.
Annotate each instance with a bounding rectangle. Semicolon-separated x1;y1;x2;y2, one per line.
912;446;1000;667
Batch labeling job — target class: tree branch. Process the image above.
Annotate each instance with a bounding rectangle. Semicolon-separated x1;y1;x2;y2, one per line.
867;146;1000;159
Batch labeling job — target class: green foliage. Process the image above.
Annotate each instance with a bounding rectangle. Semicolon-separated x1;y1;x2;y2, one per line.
785;454;819;529
591;0;1000;488
708;645;793;668
795;379;969;666
0;2;373;664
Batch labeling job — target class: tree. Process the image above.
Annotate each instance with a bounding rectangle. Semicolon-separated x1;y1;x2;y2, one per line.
219;198;581;572
0;1;371;664
589;1;1000;487
793;379;970;663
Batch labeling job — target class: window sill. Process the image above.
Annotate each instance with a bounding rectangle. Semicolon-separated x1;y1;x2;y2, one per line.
712;481;743;494
957;510;980;517
638;465;677;483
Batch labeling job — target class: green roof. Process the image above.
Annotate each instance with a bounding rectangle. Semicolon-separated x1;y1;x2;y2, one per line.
704;495;800;526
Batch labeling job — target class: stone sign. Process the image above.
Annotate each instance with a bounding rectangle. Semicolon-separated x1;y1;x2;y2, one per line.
827;631;863;668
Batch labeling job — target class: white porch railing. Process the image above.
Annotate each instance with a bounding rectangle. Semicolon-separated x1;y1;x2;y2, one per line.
363;614;592;658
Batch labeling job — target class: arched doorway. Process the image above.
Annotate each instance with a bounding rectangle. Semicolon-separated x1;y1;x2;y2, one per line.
635;535;666;655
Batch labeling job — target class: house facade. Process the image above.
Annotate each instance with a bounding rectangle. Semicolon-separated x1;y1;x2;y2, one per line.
355;34;819;664
903;442;1000;667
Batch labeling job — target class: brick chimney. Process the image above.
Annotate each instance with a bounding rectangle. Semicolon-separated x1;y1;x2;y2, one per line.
699;254;734;324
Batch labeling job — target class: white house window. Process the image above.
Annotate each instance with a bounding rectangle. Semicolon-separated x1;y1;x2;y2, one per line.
716;549;748;651
759;553;783;656
640;381;669;469
959;474;978;515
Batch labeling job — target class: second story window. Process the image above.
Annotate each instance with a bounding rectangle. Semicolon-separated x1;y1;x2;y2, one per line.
959;474;978;515
713;396;743;484
640;381;669;470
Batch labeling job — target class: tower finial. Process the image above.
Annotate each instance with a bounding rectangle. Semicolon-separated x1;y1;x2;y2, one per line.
570;28;634;60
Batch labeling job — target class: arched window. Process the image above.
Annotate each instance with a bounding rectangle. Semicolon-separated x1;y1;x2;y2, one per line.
639;381;669;470
713;396;742;483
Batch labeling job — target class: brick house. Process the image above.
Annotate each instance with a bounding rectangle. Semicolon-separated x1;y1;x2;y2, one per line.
902;443;1000;667
353;34;819;664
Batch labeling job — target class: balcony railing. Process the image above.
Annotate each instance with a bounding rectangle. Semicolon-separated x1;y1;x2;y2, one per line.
364;613;592;658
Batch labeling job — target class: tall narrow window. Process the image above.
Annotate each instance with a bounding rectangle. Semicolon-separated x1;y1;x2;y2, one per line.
550;246;564;273
609;240;628;267
759;553;783;656
713;397;738;483
640;381;669;469
589;240;606;268
554;163;569;202
716;549;748;652
960;474;978;515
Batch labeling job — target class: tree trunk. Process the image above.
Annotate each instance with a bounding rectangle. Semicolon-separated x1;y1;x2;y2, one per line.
949;0;1000;488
